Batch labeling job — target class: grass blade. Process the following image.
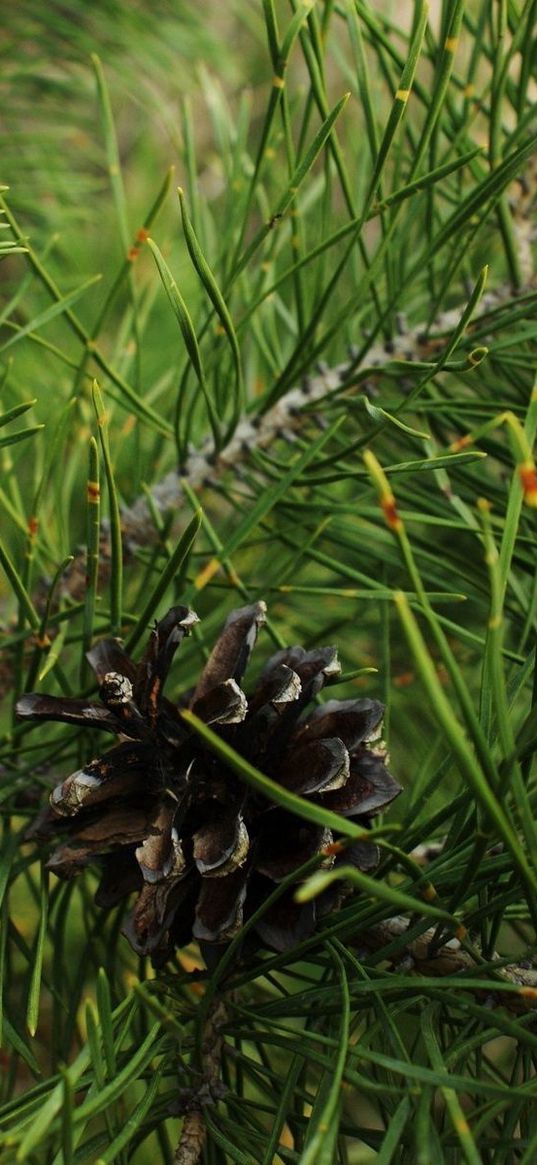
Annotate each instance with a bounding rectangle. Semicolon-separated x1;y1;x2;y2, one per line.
124;506;201;653
81;437;100;681
300;942;350;1165
26;865;49;1037
147;238;221;449
178;187;244;435
92;382;123;636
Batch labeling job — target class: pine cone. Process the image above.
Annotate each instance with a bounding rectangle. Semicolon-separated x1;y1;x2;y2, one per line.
16;602;401;964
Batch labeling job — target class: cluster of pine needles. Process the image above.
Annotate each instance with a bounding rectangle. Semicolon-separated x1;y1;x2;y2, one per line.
1;2;537;1162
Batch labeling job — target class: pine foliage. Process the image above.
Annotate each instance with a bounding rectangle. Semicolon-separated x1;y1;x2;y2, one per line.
1;2;537;1161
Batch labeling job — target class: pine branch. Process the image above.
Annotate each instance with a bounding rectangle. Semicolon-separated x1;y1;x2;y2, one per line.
359;916;537;1014
173;998;228;1165
118;278;535;553
119;145;537;555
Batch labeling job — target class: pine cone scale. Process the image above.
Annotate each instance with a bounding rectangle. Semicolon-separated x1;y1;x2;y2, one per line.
135;799;181;883
191;678;248;725
86;638;139;686
192;811;249;877
193;865;250;943
191;602;266;703
16;692;123;735
319;753;401;817
292;697;385;750
277;736;350;795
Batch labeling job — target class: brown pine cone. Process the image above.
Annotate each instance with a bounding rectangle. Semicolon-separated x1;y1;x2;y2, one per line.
16;602;401;964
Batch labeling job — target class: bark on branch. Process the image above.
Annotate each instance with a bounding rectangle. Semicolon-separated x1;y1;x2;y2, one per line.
173;999;228;1165
359;915;537;1013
